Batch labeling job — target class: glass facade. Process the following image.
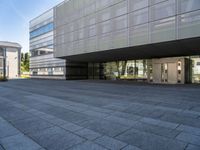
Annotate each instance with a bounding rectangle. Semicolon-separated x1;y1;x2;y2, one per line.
103;60;148;80
191;56;200;83
30;23;54;39
30;53;65;77
30;9;54;57
88;56;200;84
30;9;66;79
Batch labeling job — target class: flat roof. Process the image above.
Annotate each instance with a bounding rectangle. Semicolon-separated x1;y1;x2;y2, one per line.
0;41;22;49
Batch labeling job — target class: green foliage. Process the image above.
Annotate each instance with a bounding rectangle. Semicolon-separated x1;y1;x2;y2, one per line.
21;52;30;73
0;76;7;81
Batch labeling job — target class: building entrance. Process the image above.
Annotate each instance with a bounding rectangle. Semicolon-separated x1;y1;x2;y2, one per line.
86;56;200;84
152;58;185;84
167;63;178;84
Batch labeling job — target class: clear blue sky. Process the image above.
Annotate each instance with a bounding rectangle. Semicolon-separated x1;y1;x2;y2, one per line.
0;0;64;52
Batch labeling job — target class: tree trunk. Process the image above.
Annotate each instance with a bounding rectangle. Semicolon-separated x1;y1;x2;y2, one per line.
122;61;127;75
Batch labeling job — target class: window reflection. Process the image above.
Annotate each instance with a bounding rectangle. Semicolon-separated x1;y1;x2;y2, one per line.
103;60;148;80
30;23;54;39
191;56;200;83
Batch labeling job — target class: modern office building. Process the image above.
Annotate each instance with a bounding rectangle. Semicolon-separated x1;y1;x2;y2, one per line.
52;0;200;84
0;41;21;79
29;9;66;79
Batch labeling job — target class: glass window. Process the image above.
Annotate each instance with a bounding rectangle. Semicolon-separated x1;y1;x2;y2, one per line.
134;60;148;79
30;23;54;39
103;60;148;80
191;56;200;83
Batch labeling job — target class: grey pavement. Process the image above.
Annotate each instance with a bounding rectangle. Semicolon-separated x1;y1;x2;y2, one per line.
0;79;200;150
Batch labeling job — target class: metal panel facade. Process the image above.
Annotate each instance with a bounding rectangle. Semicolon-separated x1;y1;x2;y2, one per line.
54;0;200;58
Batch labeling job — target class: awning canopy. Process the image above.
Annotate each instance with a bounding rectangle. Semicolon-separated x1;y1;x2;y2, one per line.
59;37;200;62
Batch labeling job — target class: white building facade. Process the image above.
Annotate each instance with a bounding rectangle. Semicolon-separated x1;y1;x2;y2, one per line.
0;41;21;79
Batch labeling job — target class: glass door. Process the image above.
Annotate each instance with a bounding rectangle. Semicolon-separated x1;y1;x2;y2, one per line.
191;56;200;83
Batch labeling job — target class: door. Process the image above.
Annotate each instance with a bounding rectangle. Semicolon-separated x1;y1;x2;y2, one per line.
168;63;177;84
153;63;161;83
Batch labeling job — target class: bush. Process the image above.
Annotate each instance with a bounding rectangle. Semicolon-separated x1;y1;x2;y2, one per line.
0;77;8;82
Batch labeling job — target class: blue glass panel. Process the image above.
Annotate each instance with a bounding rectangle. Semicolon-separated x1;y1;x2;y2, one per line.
30;23;54;39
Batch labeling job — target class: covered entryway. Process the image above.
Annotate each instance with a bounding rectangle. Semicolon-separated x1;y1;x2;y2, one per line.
152;57;187;84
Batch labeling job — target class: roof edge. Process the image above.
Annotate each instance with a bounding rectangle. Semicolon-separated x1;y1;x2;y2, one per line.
0;41;22;49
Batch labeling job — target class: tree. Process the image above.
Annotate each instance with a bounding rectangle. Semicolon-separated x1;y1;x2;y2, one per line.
121;61;127;75
21;52;30;73
25;53;29;64
21;53;24;62
115;61;128;79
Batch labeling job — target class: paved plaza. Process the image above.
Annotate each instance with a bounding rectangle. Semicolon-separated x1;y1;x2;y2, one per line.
0;79;200;150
